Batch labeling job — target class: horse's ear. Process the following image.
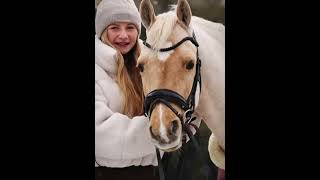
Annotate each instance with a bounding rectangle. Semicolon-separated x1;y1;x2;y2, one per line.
139;0;156;29
176;0;192;27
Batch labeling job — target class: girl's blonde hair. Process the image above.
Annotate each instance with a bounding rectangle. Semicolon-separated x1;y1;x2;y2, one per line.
101;30;144;118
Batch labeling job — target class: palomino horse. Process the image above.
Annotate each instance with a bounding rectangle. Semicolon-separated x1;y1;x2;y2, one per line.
138;0;225;172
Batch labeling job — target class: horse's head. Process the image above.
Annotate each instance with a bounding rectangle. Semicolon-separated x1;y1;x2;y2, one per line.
138;0;200;152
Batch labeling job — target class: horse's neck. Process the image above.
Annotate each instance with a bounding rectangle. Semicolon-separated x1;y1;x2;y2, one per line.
192;17;225;149
197;85;225;149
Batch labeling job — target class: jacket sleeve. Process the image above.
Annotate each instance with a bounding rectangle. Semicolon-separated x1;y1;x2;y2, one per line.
95;80;156;160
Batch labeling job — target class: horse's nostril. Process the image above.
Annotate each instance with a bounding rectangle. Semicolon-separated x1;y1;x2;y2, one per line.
171;120;179;134
149;126;156;139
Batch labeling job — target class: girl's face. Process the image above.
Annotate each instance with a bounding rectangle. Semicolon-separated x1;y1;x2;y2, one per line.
106;22;138;55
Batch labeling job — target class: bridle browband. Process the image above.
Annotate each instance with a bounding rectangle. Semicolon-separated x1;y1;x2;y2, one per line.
143;32;202;180
143;34;199;52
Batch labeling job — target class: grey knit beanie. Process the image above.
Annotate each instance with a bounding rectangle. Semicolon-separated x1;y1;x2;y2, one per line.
95;0;141;39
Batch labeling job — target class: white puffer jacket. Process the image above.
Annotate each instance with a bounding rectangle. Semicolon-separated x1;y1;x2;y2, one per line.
95;36;157;167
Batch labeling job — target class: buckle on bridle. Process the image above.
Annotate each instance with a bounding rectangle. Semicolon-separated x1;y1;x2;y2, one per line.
183;109;193;123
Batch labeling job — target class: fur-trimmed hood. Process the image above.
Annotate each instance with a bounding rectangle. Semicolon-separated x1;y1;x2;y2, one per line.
95;35;118;76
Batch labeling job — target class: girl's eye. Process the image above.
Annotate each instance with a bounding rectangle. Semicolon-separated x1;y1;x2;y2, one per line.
109;26;118;30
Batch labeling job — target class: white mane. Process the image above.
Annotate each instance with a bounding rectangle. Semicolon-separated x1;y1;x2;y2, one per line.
146;11;177;50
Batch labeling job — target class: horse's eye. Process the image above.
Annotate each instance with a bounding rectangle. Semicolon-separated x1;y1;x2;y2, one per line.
186;60;194;70
138;63;144;72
